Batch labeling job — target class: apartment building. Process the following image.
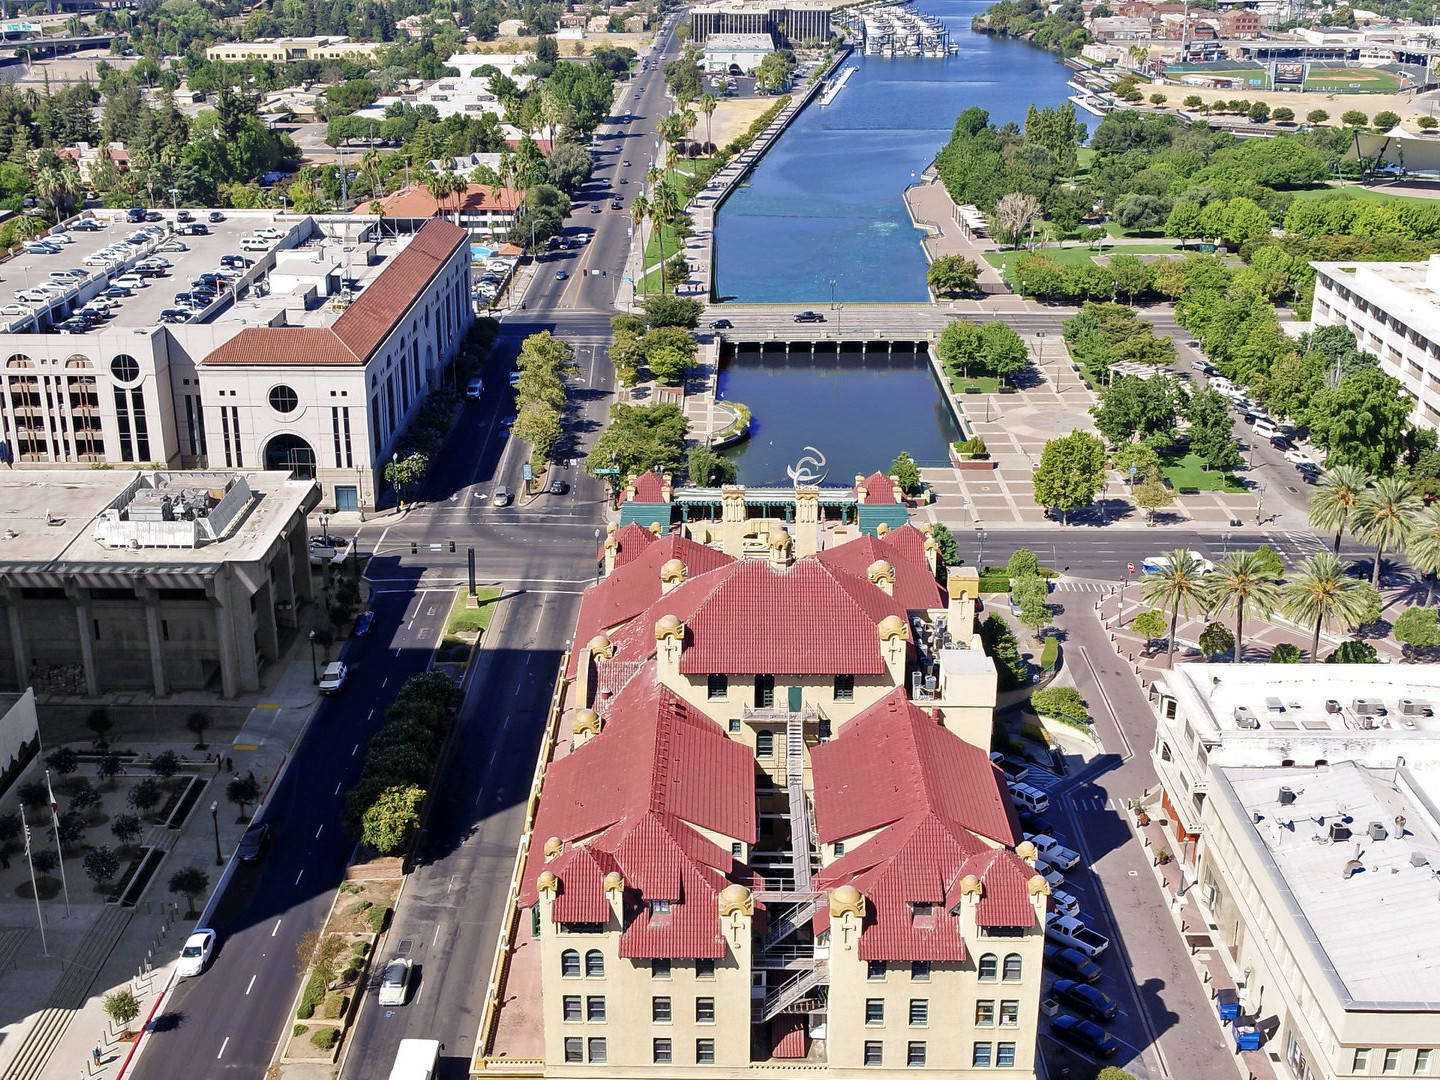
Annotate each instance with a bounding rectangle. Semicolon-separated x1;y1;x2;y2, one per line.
1149;665;1440;1080
356;184;525;240
1311;256;1440;432
0;214;472;511
477;510;1048;1079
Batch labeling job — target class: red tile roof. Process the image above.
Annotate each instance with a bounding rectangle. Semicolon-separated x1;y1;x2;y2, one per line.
812;689;1018;846
814;527;945;612
674;559;907;676
810;688;1035;956
623;470;668;504
568;533;735;677
202;218;468;367
518;672;756;957
859;471;898;504
354;182;525;219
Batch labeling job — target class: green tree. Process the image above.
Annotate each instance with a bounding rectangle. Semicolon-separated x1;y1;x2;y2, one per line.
97;754;121;789
1252;544;1286;578
128;779;162;814
104;990;140;1036
1373;110;1401;130
1187;388;1241;472
1281;552;1370;661
1309;465;1373;554
1247;100;1271;123
1205;550;1281;662
641;295;703;328
1306;109;1330;124
1091;375;1183;447
1272;106;1295;122
226;774;261;821
384;452;430;503
937;320;988;379
1198;621;1236;660
1342;110;1369;127
1007;548;1040;580
930;523;960;568
46;746;79;776
1033;431;1107;524
110;813;141;850
1394;606;1440;654
1327;640;1379;663
361;784;426;855
646;345;691;386
168;865;210;917
687;446;737;486
927;254;981;297
84;846;121;890
1353;476;1420;586
1269;642;1303;663
149;750;180;779
1183;96;1203;110
890;452;922;496
980;322;1029;386
1113;442;1160;481
1140;549;1211;667
1132;608;1168;646
1306;369;1411;473
1405;504;1440;605
1133;471;1174;523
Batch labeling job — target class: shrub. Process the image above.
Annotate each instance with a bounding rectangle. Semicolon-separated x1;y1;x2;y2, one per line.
343;959;363;983
293;1024;308;1038
46;747;80;775
149;750;181;779
1268;643;1303;663
957;435;988;457
310;1027;340;1050
347;899;373;916
1326;640;1378;664
297;972;326;1020
17;781;48;809
323;994;348;1020
1030;687;1089;725
1039;636;1059;671
366;905;391;934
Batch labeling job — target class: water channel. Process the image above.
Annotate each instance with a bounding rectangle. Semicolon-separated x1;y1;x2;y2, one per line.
713;1;1075;482
712;0;1076;304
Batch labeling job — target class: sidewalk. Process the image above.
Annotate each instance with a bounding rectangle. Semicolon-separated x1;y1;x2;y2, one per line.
902;176;1008;293
0;661;325;1080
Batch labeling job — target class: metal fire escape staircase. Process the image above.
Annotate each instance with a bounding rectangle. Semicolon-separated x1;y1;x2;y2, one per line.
752;711;828;1022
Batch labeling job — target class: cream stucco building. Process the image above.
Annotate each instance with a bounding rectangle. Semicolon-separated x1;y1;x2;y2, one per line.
475;505;1049;1079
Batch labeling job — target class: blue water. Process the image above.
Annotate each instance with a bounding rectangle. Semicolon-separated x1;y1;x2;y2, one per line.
719;348;962;484
713;0;1076;303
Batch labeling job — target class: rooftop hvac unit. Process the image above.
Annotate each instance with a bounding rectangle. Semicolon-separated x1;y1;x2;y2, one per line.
1325;699;1342;715
1329;821;1352;842
1367;821;1389;841
1353;699;1386;717
1400;699;1433;717
1278;786;1297;806
1235;706;1260;730
1411;852;1430;868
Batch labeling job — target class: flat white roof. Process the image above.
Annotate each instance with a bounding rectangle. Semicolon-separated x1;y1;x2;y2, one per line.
1162;663;1440;739
1218;761;1440;1008
1313;259;1440;348
703;32;776;50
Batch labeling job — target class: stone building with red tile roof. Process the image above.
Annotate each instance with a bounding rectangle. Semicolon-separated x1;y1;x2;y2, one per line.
478;526;1049;1078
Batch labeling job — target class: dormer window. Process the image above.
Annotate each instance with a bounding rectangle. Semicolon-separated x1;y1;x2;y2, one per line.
649;900;672;915
911;902;935;927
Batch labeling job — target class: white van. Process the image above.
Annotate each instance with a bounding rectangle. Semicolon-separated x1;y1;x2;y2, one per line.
240;236;270;251
1252;419;1279;440
389;1038;440;1080
1007;780;1050;814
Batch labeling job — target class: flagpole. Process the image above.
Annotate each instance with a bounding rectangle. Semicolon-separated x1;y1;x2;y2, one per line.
20;806;48;957
46;770;70;918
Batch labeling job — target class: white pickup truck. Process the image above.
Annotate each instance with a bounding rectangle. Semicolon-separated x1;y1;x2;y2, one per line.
1046;914;1109;958
1026;833;1081;871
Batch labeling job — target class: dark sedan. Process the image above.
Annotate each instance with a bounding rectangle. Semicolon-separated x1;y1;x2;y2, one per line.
1052;979;1118;1023
1043;943;1103;984
1052;1014;1119;1058
236;822;272;862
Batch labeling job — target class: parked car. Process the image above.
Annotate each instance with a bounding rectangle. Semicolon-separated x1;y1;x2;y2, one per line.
990;751;1030;783
177;210;193;222
377;957;414;1006
1141;550;1214;575
0;305;28;317
318;661;348;693
177;929;216;977
1049;888;1080;919
1052;1014;1119;1058
354;611;376;637
548;480;569;495
1006;780;1050;814
236;822;272;862
102;286;134;299
1026;833;1081;871
219;254;250;268
466;377;484;399
72;218;102;231
1032;857;1065;889
113;274;148;290
125;207;147;223
1046;914;1110;958
1052;979;1118;1023
793;310;825;323
209;210;226;223
1044;943;1103;983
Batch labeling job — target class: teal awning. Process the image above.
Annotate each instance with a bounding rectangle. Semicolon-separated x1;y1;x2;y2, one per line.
619;502;672;530
857;505;909;535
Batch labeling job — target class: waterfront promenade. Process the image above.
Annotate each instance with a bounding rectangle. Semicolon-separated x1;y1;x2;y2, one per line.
903;172;1009;294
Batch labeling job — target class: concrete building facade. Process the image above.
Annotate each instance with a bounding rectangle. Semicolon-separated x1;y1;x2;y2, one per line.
701;33;777;73
205;36;379;62
0;469;318;699
1311;256;1440;431
688;3;830;45
477;505;1048;1079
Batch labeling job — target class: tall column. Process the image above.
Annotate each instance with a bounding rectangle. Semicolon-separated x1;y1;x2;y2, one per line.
210;579;240;700
136;587;167;697
3;589;30;690
71;594;100;697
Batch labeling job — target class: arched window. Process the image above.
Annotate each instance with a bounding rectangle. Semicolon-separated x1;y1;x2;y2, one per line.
756;730;774;759
6;354;33;369
978;954;997;981
585;950;605;977
1002;954;1023;981
561;949;580;977
65;355;92;368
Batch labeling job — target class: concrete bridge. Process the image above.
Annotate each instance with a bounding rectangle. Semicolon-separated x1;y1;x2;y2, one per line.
704;301;1083;346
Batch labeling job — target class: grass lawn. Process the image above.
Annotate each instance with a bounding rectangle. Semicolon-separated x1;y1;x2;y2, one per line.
1290;184;1439;208
982;242;1188;285
1160;451;1248;493
447;586;501;636
950;374;1003;393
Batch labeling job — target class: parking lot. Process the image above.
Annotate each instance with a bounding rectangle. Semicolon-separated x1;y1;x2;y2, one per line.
0;212;277;333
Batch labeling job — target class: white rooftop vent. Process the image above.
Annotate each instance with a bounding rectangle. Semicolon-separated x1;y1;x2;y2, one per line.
1400;699;1432;717
1353;698;1386;717
1368;821;1389;841
1235;706;1260;729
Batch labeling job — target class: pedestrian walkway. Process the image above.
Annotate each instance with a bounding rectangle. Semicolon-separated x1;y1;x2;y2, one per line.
0;660;325;1080
902;175;1008;294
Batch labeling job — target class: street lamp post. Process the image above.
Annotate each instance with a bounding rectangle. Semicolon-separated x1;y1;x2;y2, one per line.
308;629;318;684
391;450;400;507
169;187;179;216
318;511;330;545
209;801;222;865
828;278;837;310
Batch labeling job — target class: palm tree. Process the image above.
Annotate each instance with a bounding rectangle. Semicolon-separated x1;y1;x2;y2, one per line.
421;170;448;218
1309;465;1371;554
1281;553;1369;661
1353;475;1420;587
1139;549;1210;667
630;195;650;295
444;170;468;223
655;183;680;290
699;93;717;153
33;164;66;220
1205;550;1281;662
1406;504;1440;605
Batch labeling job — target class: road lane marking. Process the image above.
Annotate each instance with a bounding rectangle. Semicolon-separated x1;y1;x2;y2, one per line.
296;869;305;885
334;782;341;795
245;975;256;995
217;1037;230;1059
315;824;324;839
381;677;388;688
352;743;359;756
433;924;444;946
366;709;374;721
272;919;282;937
